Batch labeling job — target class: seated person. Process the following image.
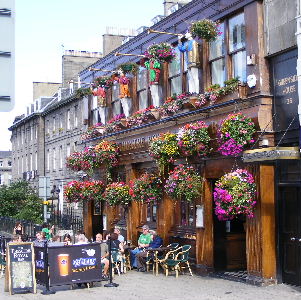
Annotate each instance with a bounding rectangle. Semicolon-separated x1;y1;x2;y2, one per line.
114;228;125;244
48;235;64;247
95;233;109;279
130;225;152;268
74;234;89;245
108;232;125;273
136;230;163;272
33;231;46;246
63;233;72;245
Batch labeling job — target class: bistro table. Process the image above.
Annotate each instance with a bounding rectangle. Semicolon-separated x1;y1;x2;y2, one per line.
145;247;171;276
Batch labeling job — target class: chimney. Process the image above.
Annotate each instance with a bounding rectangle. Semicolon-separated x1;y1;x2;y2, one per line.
163;0;191;16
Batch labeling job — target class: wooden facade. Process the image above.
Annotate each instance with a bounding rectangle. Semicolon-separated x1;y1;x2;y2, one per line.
80;0;278;285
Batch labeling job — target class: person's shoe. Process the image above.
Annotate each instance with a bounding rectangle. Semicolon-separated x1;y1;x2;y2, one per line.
101;274;109;281
137;268;146;272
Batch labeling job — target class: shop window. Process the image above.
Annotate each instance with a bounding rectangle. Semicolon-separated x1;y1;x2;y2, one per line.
137;66;149;109
209;12;246;84
169;47;182;95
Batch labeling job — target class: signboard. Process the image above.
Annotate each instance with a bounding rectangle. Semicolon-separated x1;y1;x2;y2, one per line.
243;147;300;162
47;243;101;286
34;246;46;284
7;242;36;295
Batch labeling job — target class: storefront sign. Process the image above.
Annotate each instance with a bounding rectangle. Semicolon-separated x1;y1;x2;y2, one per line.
7;242;36;295
119;134;160;151
34;246;46;285
243;147;300;162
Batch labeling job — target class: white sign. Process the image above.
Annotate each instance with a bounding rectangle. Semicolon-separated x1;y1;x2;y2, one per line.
196;205;204;228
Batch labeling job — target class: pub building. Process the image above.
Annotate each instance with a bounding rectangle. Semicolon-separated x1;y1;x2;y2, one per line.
77;0;295;285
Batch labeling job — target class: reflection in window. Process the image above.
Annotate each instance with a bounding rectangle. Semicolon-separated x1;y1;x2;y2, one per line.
229;13;246;52
211;59;226;86
169;47;182;95
112;83;122;116
147;203;157;222
137;66;149;109
232;50;246;82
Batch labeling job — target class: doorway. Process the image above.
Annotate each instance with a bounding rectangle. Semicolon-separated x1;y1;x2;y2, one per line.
279;185;301;286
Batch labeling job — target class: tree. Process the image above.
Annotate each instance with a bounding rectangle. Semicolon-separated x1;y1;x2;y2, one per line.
0;180;43;223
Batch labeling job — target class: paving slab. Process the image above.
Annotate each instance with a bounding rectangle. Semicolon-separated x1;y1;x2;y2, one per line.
1;271;301;300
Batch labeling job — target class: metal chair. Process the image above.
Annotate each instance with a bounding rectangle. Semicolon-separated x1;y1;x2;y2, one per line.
160;245;193;278
110;249;125;277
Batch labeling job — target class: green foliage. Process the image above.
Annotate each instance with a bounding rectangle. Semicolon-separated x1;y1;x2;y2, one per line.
0;181;43;223
74;87;92;99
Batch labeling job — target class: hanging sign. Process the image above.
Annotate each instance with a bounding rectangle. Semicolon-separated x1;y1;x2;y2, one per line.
6;242;36;295
243;147;300;162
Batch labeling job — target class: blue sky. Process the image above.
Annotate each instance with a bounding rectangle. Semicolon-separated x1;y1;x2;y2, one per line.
0;0;163;150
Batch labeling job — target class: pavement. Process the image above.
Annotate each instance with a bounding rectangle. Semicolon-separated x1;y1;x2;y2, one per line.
1;270;301;300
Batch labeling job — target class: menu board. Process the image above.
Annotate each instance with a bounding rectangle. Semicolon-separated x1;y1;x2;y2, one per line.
6;242;36;295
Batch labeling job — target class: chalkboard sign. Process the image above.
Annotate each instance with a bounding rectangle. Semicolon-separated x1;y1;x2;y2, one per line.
6;242;36;295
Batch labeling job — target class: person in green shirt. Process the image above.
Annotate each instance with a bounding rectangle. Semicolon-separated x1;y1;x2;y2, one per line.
130;225;152;268
41;223;54;241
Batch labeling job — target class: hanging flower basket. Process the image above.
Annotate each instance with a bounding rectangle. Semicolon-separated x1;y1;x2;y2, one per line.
177;121;211;157
130;173;162;204
93;76;114;89
94;140;120;169
144;42;176;63
189;19;221;42
66;146;99;173
117;62;138;75
165;165;202;202
74;88;92;99
214;169;256;221
149;132;180;172
103;182;131;206
218;113;256;156
64;180;105;203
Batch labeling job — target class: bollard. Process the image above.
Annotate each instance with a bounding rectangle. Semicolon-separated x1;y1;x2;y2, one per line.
104;236;119;288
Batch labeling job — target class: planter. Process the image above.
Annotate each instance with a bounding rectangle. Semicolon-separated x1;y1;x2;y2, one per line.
189;96;199;108
238;84;247;99
119;118;129;128
149;108;161;120
120;97;132;117
183;98;196;109
96;126;106;135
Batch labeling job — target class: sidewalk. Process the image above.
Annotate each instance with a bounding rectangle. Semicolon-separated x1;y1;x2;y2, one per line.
1;271;301;300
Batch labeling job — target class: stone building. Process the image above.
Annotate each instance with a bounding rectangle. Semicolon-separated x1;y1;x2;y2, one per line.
0;151;12;185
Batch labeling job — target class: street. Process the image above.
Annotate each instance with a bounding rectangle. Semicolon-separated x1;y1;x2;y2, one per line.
1;271;301;300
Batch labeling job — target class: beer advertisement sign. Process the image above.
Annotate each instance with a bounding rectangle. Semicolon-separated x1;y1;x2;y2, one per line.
7;242;36;295
47;243;102;286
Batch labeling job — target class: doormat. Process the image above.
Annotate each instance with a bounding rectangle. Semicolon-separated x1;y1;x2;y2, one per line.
210;270;248;284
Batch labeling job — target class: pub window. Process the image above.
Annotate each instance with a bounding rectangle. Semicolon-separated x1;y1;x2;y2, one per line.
74;105;78;127
137;65;149;109
146;203;157;223
209;13;246;84
229;13;246;82
92;93;99;125
180;200;195;227
169;46;182;95
53;116;56;132
209;22;226;86
67;109;71;130
112;82;122;116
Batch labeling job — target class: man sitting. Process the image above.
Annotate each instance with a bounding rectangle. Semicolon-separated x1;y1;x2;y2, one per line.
95;233;109;279
136;230;163;272
130;225;152;268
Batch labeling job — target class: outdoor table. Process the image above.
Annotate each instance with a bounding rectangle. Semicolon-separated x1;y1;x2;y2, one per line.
145;247;171;276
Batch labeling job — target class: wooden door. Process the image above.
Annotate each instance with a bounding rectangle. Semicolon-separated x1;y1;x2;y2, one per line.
279;185;301;286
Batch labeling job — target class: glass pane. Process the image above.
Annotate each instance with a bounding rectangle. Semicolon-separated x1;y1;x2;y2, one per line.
211;59;226;86
169;47;181;77
188;203;195;226
138;90;148;110
229;13;246;52
137;66;147;90
112;83;120;101
209;22;225;60
152;205;157;222
170;76;182;95
232;50;246;82
181;201;187;226
112;100;122;116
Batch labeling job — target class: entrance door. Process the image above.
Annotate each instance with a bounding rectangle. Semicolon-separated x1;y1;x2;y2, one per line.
279;185;301;285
